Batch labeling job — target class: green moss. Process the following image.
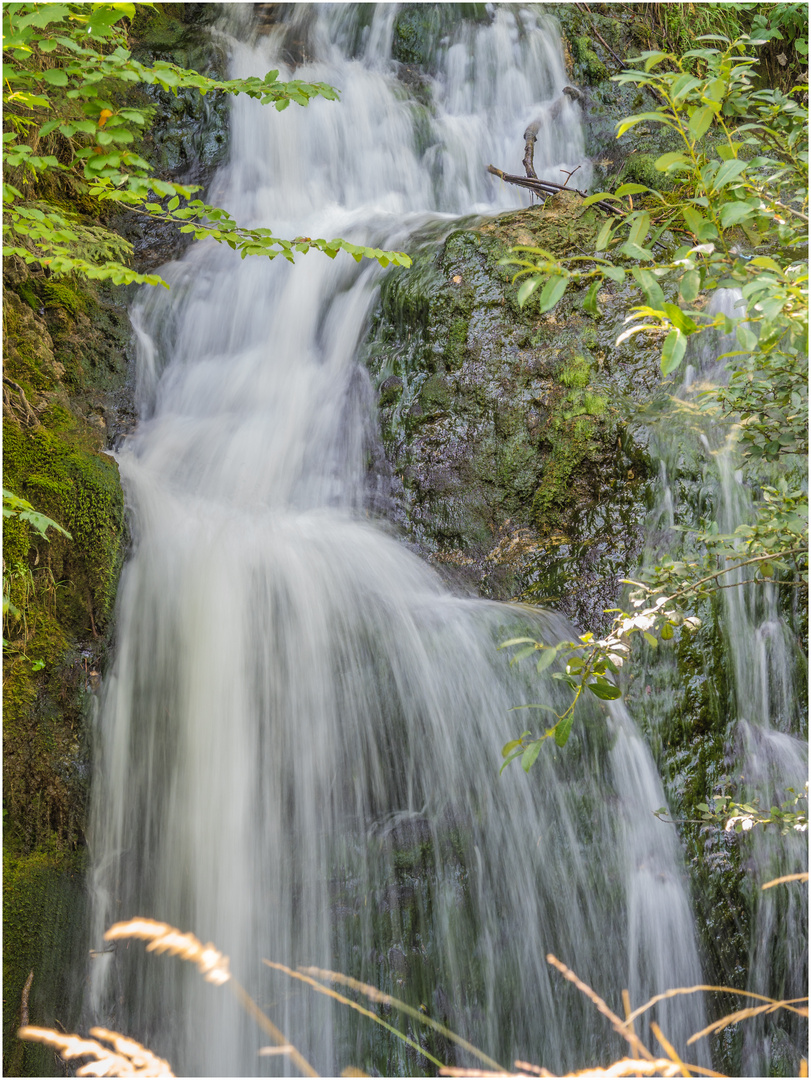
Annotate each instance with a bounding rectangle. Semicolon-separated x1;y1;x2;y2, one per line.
531;417;596;529
41;281;87;317
560;355;591;389
573;35;608;83
4;421;124;625
13;279;40;312
3;838;87;1077
618;152;676;191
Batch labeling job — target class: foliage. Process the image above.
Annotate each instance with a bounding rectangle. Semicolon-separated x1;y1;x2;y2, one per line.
2;489;69;654
499;28;807;766
653;783;808;835
3;487;72;546
2;3;411;287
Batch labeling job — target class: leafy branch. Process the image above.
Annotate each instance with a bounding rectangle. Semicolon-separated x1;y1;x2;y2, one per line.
499;26;807;773
3;3;411;285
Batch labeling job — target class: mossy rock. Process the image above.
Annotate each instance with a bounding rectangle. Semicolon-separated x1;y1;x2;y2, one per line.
3;840;87;1077
4;263;130;1078
365;200;656;623
618;151;676;192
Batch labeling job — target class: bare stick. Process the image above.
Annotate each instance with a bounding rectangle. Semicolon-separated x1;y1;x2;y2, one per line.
20;971;33;1028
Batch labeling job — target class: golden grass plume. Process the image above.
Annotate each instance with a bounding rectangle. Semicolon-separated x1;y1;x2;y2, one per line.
104;918;231;986
17;1025;174;1077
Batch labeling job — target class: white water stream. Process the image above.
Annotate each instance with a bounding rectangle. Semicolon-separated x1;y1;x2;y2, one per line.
646;291;808;1075
88;7;710;1075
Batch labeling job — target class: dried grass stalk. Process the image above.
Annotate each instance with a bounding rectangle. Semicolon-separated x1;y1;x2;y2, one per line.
264;959;446;1070
687;999;809;1045
104;919;231;986
103;919;317;1077
624;984;808;1027
300;966;503;1072
761;872;809;890
18;1025;174;1076
545;955;655;1062
650;1021;690;1078
514;1062;555;1077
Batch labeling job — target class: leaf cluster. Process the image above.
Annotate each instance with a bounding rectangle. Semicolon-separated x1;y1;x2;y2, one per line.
3;3;411;285
654;784;808;835
499;26;807;775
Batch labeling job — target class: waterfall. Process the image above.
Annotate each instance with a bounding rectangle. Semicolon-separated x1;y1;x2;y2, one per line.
88;6;708;1075
639;291;808;1075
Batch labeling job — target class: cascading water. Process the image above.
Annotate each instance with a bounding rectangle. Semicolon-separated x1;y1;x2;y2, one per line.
88;6;709;1075
637;291;808;1074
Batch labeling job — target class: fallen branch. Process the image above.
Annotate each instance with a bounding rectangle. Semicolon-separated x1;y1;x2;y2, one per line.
487;164;624;216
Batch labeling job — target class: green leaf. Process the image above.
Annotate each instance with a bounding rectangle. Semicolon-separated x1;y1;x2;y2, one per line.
498;637;537;649
661;329;687;375
582;191;621;208
616;111;672;137
671;73;703;99
509;645;539;665
42;67;69;86
587;678;622;700
621;241;654;261
628;211;651;248
661;622;674;640
679;270;701;304
688;104;715;140
655;151;691;172
521;741;543;772
516;277;539;305
500;747;526;774
632;267;665;308
595;219;615;252
554;713;574;747
735;324;758;351
661;302;698;334
615;183;649;196
538;275;567;313
602;265;625;283
643;631;658;648
583;279;599;316
712;158;748;191
536;647;560;674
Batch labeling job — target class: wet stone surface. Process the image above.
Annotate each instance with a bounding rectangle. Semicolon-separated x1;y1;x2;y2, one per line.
364;197;663;631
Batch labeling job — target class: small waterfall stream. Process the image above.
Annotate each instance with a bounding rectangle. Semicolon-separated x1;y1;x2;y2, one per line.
88;6;722;1076
639;291;808;1074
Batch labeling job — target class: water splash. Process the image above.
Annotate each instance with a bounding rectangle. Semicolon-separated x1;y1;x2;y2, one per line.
88;7;705;1075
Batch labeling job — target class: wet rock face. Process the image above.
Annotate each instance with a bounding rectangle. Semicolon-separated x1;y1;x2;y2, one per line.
365;195;661;631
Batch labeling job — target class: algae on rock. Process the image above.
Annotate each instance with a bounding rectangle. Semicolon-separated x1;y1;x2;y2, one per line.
365;195;659;631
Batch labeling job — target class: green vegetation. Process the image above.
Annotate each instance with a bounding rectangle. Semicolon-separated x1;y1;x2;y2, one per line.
3;3;410;282
500;25;807;758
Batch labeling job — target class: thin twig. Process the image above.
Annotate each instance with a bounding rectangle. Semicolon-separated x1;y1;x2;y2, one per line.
621;990;637;1060
20;971;33;1028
